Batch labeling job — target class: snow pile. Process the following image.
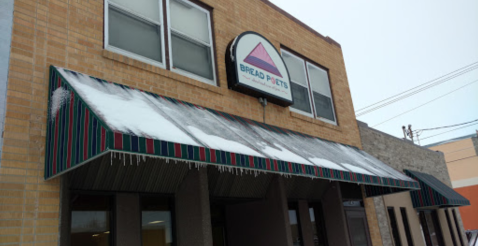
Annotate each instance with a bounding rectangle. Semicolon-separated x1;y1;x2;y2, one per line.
57;68;198;146
187;126;264;157
51;87;70;119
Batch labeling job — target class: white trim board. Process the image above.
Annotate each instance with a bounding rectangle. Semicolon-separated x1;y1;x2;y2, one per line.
452;176;478;188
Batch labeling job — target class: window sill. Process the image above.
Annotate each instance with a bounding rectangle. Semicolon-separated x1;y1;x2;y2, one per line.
102;49;225;95
290;111;341;131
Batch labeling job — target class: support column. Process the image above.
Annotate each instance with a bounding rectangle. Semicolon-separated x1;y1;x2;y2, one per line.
175;168;213;246
298;200;314;246
116;193;141;246
321;182;351;246
226;175;293;246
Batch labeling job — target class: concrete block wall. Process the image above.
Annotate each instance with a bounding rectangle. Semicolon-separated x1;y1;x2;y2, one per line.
358;121;469;246
0;0;363;245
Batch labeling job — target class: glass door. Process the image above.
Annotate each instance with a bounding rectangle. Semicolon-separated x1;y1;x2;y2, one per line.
345;208;372;246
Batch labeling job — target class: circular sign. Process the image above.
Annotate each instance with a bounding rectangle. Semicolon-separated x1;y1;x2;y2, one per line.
227;32;293;107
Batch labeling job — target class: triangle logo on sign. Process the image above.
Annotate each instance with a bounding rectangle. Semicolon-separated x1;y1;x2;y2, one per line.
243;43;283;78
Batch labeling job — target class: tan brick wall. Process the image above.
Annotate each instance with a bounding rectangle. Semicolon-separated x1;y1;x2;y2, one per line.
0;0;362;244
364;196;384;246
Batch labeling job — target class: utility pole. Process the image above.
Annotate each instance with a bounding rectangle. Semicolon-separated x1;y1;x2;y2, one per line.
408;124;414;143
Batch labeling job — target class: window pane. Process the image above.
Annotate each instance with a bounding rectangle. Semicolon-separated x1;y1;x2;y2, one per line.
170;0;210;43
309;205;328;246
109;6;162;63
400;208;414;246
141;196;173;246
307;64;331;97
291;83;312;113
387;207;402;246
349;217;368;246
282;52;307;86
110;0;160;22
171;33;213;80
313;92;335;122
309;208;319;246
289;209;302;246
424;212;440;246
71;195;111;246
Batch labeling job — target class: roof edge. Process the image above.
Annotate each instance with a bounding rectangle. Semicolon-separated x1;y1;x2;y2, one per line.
259;0;342;48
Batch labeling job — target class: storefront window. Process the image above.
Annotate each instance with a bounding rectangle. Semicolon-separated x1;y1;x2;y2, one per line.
71;194;112;246
387;207;402;246
309;205;328;246
399;208;414;246
141;196;173;246
418;210;444;246
288;206;303;246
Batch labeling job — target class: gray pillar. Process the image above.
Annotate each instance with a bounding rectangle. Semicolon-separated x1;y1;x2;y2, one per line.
373;196;393;246
175;168;213;246
116;193;141;246
226;176;293;246
321;182;351;246
59;176;71;246
298;200;314;246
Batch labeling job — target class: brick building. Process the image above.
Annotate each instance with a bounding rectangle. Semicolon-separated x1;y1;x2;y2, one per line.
359;121;469;246
0;0;464;246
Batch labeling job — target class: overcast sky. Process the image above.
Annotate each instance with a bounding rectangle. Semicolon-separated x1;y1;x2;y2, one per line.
270;0;478;146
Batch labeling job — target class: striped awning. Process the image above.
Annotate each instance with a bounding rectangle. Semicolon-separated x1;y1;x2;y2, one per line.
44;66;419;196
405;170;470;208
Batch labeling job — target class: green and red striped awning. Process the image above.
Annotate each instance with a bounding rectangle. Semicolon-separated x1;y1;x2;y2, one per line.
45;66;419;196
405;170;470;208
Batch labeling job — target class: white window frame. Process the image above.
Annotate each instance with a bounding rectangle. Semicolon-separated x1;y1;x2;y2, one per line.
281;49;337;125
281;50;314;118
166;0;217;86
306;62;337;125
104;0;167;70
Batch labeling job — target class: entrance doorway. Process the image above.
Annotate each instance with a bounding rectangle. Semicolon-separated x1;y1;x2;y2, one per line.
344;205;372;246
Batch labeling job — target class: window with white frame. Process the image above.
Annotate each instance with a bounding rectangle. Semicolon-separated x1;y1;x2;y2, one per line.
105;0;216;84
281;50;337;124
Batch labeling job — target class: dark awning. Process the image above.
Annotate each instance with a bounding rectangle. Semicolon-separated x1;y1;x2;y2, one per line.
405;170;470;208
44;66;419;196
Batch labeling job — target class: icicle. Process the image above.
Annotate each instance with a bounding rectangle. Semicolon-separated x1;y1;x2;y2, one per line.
123;153;126;166
143;155;146;162
137;155;139;166
130;154;132;165
110;152;113;166
119;153;121;160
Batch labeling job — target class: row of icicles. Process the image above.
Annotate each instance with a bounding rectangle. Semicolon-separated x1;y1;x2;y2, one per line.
109;151;299;178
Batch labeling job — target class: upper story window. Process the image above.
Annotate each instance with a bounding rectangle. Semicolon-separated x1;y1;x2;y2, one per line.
105;0;216;85
281;49;337;125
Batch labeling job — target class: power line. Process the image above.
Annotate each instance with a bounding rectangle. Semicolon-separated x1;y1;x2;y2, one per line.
414;119;478;132
420;122;478;141
357;64;478;116
372;79;478;127
355;61;478;113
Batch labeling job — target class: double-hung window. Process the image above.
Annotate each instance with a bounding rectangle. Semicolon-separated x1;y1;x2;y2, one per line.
106;0;166;67
168;0;215;83
105;0;216;85
281;50;337;125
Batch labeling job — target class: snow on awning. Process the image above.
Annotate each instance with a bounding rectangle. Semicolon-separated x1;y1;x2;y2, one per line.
405;170;470;208
45;66;419;196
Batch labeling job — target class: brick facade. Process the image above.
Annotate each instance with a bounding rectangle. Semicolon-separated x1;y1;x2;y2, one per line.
0;0;362;244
